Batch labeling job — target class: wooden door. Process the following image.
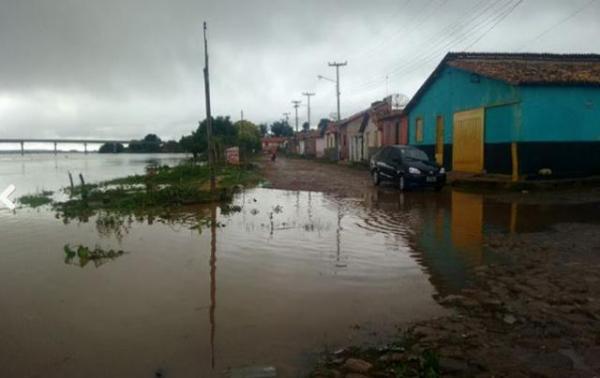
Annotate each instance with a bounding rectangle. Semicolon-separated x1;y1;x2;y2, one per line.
452;108;484;173
435;116;444;165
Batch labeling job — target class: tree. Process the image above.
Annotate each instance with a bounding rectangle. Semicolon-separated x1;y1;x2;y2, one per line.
161;140;183;153
302;122;310;132
180;116;237;161
270;120;294;137
143;134;161;143
317;118;331;134
259;123;269;137
127;134;163;153
234;120;261;160
98;142;125;153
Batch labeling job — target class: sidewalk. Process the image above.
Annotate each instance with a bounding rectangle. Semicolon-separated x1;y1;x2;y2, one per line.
449;172;600;191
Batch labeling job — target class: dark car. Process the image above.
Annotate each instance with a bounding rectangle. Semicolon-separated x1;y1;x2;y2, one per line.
369;145;446;191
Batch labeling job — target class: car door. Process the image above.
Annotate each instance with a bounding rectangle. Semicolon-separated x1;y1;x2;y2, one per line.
386;148;404;180
376;147;395;180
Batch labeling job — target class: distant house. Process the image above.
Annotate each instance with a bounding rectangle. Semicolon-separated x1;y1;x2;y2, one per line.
362;98;393;160
297;130;320;157
338;121;349;161
315;125;328;158
324;122;339;160
404;52;600;178
380;110;408;146
348;112;369;162
261;137;287;153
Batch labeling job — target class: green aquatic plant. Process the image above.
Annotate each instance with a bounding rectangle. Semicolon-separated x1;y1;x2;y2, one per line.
18;191;54;208
63;244;126;268
54;163;261;219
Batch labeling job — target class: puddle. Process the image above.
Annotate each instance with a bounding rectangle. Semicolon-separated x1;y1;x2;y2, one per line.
1;176;599;376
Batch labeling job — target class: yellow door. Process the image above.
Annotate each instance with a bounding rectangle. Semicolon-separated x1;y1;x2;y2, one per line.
452;108;484;173
435;116;444;165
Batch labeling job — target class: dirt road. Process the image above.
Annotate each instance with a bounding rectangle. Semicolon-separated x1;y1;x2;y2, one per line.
260;157;600;377
261;156;373;197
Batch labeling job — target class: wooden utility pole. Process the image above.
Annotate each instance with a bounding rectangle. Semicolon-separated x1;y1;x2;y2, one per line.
291;100;301;132
328;61;347;121
203;21;215;193
302;92;315;129
282;112;290;126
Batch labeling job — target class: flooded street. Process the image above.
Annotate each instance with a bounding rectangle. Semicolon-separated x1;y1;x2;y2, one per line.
2;155;600;377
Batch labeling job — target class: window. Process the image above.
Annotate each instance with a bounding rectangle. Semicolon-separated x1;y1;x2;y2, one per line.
401;147;430;162
415;117;424;143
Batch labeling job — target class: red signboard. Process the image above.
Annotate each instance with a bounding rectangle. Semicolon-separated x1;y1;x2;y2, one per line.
226;146;240;165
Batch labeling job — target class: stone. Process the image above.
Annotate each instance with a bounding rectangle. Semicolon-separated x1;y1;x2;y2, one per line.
229;366;277;378
503;314;517;325
378;352;404;363
438;357;469;373
343;358;373;374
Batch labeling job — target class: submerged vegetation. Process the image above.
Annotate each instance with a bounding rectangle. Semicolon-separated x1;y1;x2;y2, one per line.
18;190;54;208
53;162;262;220
63;244;126;268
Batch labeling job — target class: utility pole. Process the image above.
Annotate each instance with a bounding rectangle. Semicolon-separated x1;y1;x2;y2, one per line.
328;61;347;121
291;100;301;133
203;21;215;193
301;92;315;129
240;109;244;122
282;112;290;126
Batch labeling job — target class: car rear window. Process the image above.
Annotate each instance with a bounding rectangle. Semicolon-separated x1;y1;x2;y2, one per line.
401;148;429;162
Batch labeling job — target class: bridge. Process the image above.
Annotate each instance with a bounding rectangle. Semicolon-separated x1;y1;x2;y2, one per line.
0;138;131;155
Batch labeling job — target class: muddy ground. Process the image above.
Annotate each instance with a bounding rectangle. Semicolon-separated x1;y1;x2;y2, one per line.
261;156;600;377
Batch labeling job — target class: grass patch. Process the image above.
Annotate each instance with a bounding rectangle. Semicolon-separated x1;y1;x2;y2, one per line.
19;190;54;208
54;162;262;220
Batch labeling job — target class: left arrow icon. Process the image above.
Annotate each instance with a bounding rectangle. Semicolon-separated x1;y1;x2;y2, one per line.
0;184;16;210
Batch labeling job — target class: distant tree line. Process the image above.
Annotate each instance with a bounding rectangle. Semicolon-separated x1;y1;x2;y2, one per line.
99;115;324;157
99;134;184;154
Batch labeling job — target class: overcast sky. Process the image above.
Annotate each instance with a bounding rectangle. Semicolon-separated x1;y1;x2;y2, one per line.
1;0;599;142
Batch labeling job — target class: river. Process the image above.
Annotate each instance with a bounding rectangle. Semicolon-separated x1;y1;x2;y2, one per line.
1;153;599;377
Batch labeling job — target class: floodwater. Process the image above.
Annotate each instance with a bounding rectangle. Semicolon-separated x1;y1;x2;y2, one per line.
1;154;600;377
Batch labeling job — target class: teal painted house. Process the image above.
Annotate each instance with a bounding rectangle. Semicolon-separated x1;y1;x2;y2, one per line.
404;52;600;178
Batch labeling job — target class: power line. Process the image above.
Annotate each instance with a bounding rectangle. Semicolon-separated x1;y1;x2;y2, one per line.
464;0;524;50
343;0;509;91
516;0;597;51
347;0;520;93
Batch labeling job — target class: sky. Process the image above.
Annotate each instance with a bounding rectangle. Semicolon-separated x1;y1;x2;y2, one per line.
1;0;599;144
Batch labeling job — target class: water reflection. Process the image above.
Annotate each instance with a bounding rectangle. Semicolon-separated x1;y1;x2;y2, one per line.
362;187;600;294
3;185;600;377
209;203;217;370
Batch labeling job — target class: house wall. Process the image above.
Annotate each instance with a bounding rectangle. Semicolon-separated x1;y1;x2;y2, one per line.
304;137;317;156
381;115;408;145
316;137;326;158
363;119;382;160
408;66;521;173
346;119;364;162
338;125;349;160
517;86;600;176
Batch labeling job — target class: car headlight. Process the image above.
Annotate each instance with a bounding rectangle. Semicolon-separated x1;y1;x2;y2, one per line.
408;167;421;175
439;167;445;174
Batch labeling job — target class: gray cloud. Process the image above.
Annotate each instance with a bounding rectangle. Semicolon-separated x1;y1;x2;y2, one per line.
1;0;599;140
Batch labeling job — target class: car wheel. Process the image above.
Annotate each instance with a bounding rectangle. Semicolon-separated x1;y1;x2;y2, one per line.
434;184;444;192
372;170;380;186
398;175;405;191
